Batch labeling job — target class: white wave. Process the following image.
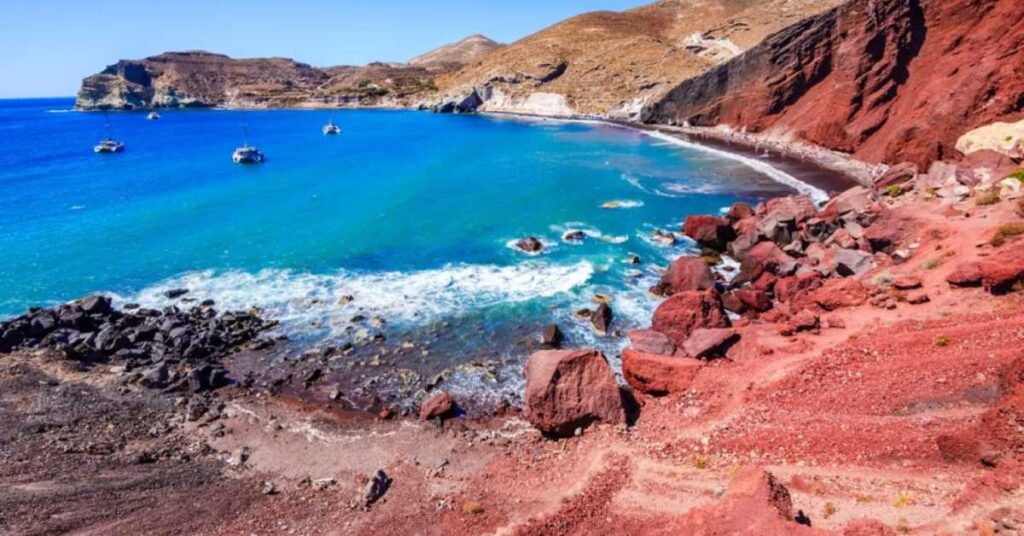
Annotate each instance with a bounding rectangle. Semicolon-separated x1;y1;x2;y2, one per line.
118;262;595;337
70;205;85;211
46;109;79;114
641;131;829;204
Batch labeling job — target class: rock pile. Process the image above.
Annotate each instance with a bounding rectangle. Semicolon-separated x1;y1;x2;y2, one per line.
0;295;270;392
622;186;918;395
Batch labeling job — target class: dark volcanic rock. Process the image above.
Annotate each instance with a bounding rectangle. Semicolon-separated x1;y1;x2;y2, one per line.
590;303;613;336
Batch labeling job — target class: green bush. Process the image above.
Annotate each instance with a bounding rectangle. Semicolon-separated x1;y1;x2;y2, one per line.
991;223;1024;247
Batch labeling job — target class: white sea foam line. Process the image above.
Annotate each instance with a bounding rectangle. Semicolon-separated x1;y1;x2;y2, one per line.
118;262;595;335
641;130;829;204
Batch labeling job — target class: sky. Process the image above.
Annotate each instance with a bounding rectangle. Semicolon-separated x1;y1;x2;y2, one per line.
0;0;650;98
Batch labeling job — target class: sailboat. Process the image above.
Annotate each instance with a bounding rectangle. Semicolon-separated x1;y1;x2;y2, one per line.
322;119;341;135
94;114;125;153
232;124;264;164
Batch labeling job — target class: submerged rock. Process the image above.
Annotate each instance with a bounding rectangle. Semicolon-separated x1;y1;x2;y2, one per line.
514;236;544;254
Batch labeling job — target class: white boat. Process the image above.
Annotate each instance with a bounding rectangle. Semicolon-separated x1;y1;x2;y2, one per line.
322;119;341;135
232;124;264;164
94;138;124;153
147;111;160;121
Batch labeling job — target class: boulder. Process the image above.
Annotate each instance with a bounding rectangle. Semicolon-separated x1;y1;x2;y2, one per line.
728;230;760;260
652;290;731;347
590;303;613;335
419;391;455;421
733;289;773;312
727;202;754;221
622;349;701;396
514;237;544;254
682;215;735;251
791;310;820;333
955;118;1024;159
947;262;983;287
540;324;563;347
79;295;113;315
892;276;922;290
721;290;746;314
627;329;676;356
523;349;624;435
774;272;824;303
743;242;798;275
731;258;765;288
830;247;874;277
805;278;869;311
874;162;919;190
826;186;875;217
682;328;740;358
979;245;1024;294
760;196;817;224
661;256;716;294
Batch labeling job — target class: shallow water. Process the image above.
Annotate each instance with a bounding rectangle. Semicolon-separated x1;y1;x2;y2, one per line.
0;98;818;370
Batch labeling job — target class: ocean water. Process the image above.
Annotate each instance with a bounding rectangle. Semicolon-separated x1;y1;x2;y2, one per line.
0;98;822;366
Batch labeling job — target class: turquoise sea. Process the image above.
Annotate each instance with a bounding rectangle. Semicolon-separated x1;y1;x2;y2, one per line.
0;98;827;365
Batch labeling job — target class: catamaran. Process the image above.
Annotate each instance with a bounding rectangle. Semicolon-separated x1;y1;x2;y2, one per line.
232;125;264;164
322;119;341;135
94;116;124;153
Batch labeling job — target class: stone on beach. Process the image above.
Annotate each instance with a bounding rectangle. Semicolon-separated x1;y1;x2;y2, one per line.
622;348;701;396
651;290;730;347
660;256;716;294
523;349;624;436
419;391;455;421
681;328;739;359
627;329;676;356
682;215;735;251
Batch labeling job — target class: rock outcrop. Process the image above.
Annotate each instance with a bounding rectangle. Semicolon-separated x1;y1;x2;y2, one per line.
76;35;500;110
644;0;1024;168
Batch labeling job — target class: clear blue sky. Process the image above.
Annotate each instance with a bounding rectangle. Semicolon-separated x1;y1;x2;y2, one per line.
0;0;649;98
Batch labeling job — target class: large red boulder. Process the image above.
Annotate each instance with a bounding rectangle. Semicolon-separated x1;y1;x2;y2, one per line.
652;290;731;347
947;262;983;287
523;349;624;436
621;349;701;396
760;195;817;224
873;162;919;190
627;329;677;356
743;241;797;275
733;288;773;312
661;256;715;294
774;272;825;303
803;278;869;311
419;391;455;421
682;215;735;251
979;245;1024;294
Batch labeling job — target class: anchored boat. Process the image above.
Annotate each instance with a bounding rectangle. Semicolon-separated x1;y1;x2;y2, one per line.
147;111;160;121
93;138;124;153
322;119;341;135
232;125;264;164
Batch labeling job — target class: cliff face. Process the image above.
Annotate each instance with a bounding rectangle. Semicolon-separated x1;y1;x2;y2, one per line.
643;0;1024;167
75;36;495;110
429;0;843;119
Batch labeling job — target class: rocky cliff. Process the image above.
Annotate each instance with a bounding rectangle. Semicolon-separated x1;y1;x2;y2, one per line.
643;0;1024;167
75;35;497;110
428;0;843;119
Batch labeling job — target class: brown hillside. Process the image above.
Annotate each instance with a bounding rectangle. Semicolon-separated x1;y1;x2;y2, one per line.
433;0;843;118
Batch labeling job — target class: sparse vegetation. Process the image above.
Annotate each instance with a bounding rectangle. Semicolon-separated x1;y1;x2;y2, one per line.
823;501;837;519
892;492;916;509
935;335;951;347
924;259;941;270
462;501;484;515
691;455;709;469
990;222;1024;247
1008;169;1024;184
885;184;904;197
